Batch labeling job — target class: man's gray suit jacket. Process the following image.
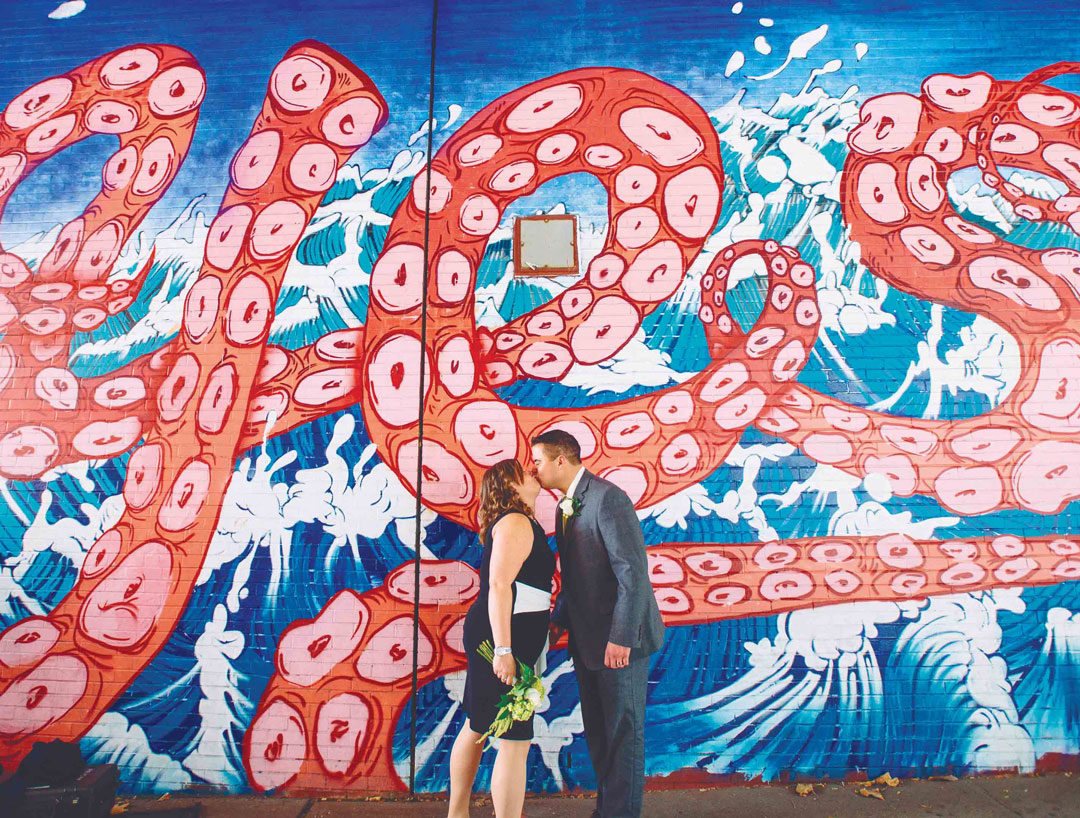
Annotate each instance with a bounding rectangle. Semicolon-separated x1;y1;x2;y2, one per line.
553;470;666;671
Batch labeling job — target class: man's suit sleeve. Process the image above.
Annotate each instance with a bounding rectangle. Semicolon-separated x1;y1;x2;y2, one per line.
597;486;649;648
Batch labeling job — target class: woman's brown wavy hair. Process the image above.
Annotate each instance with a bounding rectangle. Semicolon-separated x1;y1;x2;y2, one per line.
478;459;531;543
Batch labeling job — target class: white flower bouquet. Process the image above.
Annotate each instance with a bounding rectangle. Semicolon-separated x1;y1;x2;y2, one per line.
475;639;545;748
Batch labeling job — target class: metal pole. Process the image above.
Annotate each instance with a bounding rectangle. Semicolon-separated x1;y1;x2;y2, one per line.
409;0;439;798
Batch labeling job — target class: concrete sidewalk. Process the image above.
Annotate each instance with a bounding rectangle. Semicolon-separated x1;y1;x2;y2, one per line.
120;773;1077;818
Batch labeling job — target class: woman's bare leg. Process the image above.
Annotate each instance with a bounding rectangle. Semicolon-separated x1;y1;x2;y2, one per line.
491;738;531;818
447;723;485;818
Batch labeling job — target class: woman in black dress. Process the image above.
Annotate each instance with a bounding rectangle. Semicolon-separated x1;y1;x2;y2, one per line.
446;458;556;818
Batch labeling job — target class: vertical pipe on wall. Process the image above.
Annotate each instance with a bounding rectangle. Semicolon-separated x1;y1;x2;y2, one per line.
409;0;440;797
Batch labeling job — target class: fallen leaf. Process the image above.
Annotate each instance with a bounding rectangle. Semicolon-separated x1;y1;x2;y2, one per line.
874;772;900;788
157;793;170;801
110;804;129;815
796;783;814;797
856;786;885;800
929;774;958;781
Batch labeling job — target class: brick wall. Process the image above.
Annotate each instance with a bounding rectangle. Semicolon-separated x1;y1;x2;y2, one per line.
0;0;1077;798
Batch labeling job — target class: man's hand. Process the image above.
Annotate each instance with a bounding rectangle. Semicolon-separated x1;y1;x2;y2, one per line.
549;622;565;649
492;653;517;686
604;641;631;669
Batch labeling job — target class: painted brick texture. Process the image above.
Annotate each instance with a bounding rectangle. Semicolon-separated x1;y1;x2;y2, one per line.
0;0;1077;800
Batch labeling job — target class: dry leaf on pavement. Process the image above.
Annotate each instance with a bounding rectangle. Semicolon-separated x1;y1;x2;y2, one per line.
874;772;900;787
796;783;815;797
110;803;130;815
856;786;885;800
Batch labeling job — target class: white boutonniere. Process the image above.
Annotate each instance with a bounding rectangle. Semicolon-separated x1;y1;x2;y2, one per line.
558;496;583;518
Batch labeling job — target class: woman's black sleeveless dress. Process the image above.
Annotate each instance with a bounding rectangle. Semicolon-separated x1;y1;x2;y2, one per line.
462;510;556;740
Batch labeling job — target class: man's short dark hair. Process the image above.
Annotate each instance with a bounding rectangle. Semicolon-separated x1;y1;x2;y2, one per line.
531;429;582;464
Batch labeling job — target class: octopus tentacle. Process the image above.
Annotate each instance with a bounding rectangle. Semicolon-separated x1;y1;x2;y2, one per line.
0;46;203;479
647;534;1080;623
843;76;1076;331
360;68;820;531
970;63;1080;232
778;69;1080;516
244;560;476;792
0;41;388;776
245;527;1080;793
241;334;364;443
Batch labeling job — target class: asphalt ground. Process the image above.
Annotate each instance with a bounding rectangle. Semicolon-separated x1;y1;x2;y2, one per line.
116;772;1078;818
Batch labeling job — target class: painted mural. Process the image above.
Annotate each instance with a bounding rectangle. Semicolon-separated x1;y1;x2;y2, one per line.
0;0;1078;799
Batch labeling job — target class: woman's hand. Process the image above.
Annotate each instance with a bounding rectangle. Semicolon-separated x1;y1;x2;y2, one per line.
492;653;517;686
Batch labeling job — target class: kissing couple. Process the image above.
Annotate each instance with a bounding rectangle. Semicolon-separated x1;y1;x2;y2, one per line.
446;429;666;818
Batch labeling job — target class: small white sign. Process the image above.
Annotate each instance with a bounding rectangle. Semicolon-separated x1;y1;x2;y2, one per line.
515;215;578;277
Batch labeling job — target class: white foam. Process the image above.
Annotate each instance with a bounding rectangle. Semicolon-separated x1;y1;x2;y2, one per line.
871;305;1020;418
558;327;692;395
725;51;746;78
83;712;193;793
48;1;86;20
181;604;251;789
778;135;835;185
748;24;829;81
641;442;794;541
893;592;1035;772
948;178;1014;233
9;489;124;585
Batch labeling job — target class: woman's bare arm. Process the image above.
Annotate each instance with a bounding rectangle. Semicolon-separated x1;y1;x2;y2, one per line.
488;513;533;681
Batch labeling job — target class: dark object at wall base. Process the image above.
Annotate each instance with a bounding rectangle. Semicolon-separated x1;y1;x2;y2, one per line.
15;764;119;818
20;742;87;789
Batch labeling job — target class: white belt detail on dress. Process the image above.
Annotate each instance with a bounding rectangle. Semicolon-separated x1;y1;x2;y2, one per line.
512;581;551;615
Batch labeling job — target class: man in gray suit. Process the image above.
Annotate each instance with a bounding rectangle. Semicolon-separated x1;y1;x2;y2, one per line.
531;430;666;818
